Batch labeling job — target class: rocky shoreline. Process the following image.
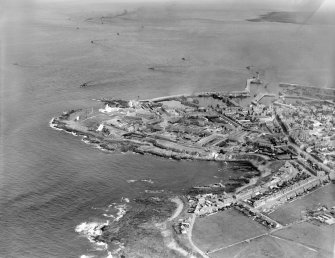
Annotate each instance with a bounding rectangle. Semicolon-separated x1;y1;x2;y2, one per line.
50;115;268;167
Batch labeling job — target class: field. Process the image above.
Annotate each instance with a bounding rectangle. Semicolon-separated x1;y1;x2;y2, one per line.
210;234;324;258
193;184;335;257
269;184;335;225
192;209;268;253
272;222;335;257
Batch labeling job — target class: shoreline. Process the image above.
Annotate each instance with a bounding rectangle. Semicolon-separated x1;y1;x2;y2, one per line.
49;116;268;167
49;117;266;197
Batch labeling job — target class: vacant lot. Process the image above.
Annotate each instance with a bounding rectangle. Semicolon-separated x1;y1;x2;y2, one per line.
269;184;335;225
192;209;268;253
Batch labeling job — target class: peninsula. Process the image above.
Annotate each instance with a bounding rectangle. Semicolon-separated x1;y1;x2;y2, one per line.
50;77;335;257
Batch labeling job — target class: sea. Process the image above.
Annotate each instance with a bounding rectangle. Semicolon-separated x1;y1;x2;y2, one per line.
0;2;233;257
1;1;334;257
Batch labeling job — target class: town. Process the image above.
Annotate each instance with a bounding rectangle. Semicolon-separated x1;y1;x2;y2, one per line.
51;76;335;257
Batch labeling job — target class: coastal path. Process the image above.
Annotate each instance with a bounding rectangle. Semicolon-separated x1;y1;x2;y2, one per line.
169;197;184;221
188;214;210;258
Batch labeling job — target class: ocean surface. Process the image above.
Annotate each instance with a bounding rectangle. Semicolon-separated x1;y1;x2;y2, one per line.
1;1;334;257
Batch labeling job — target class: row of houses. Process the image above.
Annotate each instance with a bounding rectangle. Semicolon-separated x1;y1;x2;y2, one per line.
187;193;235;216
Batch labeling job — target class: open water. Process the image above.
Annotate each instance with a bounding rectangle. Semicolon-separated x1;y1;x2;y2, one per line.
0;2;231;257
0;50;222;257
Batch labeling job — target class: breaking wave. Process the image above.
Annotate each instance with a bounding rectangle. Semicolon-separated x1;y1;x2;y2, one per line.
76;197;129;256
145;189;164;194
75;221;109;251
102;203;127;222
141;179;154;184
48;118;63;131
126;178;154;184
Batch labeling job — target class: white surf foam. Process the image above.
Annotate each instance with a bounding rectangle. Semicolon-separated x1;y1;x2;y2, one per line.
49;118;109;153
114;204;127;222
81;138;91;144
79;199;129;255
145;189;164;194
106;252;114;258
103;214;115;218
101;200;128;221
141;179;154;184
80;255;95;258
94;145;114;153
75;222;104;237
95;241;108;251
121;197;130;203
49;117;63;131
75;220;110;250
127;179;154;184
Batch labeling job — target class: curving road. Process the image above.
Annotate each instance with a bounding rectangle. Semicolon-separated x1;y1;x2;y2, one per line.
187;214;210;258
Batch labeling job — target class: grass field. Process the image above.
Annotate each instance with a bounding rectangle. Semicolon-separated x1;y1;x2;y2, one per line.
272;222;335;257
210;234;323;258
192;209;268;253
269;184;335;225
